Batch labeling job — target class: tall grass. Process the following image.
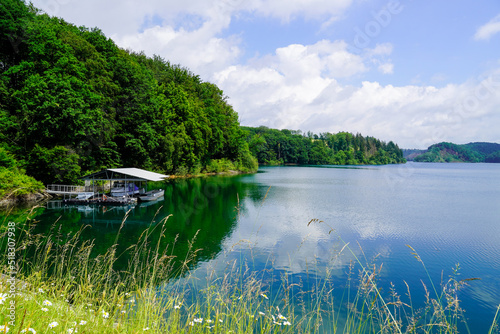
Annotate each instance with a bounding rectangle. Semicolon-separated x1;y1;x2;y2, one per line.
0;208;498;333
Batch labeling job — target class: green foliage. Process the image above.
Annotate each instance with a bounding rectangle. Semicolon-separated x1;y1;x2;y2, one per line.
243;127;406;165
26;145;81;184
0;1;256;187
0;166;44;198
485;151;500;163
0;147;43;198
413;142;500;163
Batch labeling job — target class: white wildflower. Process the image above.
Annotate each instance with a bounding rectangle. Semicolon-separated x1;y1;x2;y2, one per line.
42;300;52;306
21;328;36;333
48;322;58;329
0;293;8;304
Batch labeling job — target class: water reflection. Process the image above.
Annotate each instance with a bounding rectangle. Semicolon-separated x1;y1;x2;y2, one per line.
3;175;262;274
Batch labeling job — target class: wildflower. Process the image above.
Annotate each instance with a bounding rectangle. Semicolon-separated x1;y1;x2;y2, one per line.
21;328;36;333
260;293;269;299
0;325;9;332
219;319;223;323
41;308;49;312
258;311;265;316
48;322;58;329
189;322;194;326
121;310;126;314
283;321;291;326
193;318;203;323
67;329;77;333
102;310;110;319
278;314;287;321
174;305;181;309
0;293;8;304
42;300;52;306
206;319;213;323
79;321;87;326
143;328;150;331
38;288;44;293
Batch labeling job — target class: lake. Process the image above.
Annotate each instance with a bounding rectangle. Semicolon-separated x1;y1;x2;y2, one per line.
5;162;500;332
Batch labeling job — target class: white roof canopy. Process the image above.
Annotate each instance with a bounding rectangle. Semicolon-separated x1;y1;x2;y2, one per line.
81;168;169;182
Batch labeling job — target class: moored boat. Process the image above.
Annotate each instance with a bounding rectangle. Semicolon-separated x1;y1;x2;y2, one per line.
138;189;164;202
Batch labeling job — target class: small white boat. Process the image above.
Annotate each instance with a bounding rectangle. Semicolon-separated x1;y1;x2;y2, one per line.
111;182;140;197
138;189;164;202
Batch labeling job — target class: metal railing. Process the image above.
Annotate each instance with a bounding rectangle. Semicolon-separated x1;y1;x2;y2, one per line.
46;184;92;194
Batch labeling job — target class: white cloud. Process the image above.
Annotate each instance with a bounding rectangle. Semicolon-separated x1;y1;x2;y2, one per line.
474;14;500;41
246;0;353;22
216;44;500;148
114;22;242;77
378;63;394;74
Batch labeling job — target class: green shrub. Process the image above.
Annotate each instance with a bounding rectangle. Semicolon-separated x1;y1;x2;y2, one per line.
0;167;44;199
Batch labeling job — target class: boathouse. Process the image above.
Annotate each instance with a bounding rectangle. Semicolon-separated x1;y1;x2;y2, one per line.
81;168;168;195
46;168;169;199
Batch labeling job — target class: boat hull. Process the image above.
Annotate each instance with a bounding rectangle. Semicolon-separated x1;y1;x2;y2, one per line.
138;189;165;202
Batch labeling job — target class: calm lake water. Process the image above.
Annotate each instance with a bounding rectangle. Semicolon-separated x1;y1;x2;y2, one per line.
5;162;500;332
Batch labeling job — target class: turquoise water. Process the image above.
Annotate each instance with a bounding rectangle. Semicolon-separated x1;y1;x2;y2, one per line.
4;162;500;332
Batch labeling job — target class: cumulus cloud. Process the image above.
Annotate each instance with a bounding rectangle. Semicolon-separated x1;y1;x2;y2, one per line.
474;13;500;41
114;21;242;77
215;43;500;148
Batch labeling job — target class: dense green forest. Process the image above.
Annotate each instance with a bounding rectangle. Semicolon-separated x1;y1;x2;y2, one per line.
0;0;257;188
0;0;406;201
412;142;500;163
244;126;405;165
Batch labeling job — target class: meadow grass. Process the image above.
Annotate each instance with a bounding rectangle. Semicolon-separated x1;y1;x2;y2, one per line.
0;207;499;333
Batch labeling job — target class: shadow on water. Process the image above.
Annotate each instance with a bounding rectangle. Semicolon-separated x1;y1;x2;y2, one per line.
0;174;264;276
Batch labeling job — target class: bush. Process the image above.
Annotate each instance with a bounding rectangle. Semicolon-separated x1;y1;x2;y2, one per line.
204;159;236;173
0;167;44;199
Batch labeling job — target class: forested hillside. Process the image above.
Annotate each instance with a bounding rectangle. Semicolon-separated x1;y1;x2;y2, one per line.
412;142;500;163
0;0;257;186
1;0;407;201
244;126;405;165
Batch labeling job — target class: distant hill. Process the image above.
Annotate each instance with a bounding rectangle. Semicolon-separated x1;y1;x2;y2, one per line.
403;149;426;160
411;142;500;163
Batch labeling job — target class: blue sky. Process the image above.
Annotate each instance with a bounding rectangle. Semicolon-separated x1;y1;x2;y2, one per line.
31;0;500;148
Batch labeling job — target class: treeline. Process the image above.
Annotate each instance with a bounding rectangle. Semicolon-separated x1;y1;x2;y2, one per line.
0;0;257;186
244;126;405;165
413;142;500;163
